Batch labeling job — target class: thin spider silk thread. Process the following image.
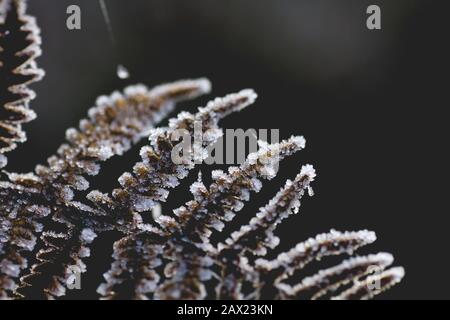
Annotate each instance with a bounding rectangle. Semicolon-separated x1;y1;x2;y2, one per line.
99;0;130;79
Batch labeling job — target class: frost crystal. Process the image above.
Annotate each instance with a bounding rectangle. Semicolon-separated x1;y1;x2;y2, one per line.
81;228;97;244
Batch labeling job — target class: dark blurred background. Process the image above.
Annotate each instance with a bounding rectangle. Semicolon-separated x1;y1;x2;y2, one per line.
6;0;448;299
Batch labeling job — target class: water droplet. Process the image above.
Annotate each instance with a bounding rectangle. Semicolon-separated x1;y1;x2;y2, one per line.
116;64;130;79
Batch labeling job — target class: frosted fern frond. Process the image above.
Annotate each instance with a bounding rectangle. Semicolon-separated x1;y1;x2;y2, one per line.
18;226;97;299
159;136;305;240
16;89;256;300
0;177;50;299
97;136;303;299
1;78;213;299
86;89;257;221
0;1;404;300
220;164;316;256
0;0;44;167
97;141;403;300
96;233;165;300
254;229;378;275
35;78;212;205
276;252;396;299
332;266;405;300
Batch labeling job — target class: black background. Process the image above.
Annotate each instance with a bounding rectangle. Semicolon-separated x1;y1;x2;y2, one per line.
5;0;448;299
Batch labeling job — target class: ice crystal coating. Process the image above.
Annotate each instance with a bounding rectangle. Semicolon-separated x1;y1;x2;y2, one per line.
16;88;255;299
276;253;395;299
36;78;212;205
0;1;404;300
221;163;316;256
96;138;403;300
86;89;257;227
1;77;213;299
332;266;405;300
0;0;44;166
254;229;378;273
97;234;164;300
